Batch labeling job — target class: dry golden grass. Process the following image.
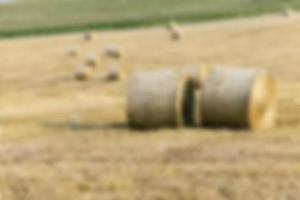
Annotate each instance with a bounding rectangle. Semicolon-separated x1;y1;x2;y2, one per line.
1;14;300;199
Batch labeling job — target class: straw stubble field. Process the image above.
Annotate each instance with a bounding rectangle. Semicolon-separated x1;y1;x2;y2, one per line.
1;15;300;199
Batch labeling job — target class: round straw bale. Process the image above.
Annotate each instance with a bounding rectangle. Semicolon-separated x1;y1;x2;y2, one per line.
104;45;122;59
66;46;79;57
75;64;92;81
166;21;182;40
179;65;210;88
127;69;198;129
83;32;92;41
170;29;182;40
106;65;125;81
201;67;277;129
84;53;98;67
166;21;178;31
282;7;294;18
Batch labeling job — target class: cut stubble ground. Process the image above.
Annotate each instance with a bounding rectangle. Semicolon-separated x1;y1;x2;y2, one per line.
0;14;300;200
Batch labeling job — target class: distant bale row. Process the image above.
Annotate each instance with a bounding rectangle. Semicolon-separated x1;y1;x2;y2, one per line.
68;23;186;83
66;42;124;81
127;66;277;130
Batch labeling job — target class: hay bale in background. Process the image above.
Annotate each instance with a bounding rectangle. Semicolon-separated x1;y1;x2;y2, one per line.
66;46;79;57
179;65;210;88
127;69;198;129
170;29;182;40
166;21;183;40
282;7;294;18
75;64;92;81
83;32;92;41
106;65;124;81
201;67;277;129
84;52;98;67
104;45;123;59
166;21;178;32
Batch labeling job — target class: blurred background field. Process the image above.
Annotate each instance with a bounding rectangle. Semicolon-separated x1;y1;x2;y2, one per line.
0;0;300;37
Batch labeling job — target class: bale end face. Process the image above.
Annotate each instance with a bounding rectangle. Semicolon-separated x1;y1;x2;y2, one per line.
201;67;277;130
248;72;277;129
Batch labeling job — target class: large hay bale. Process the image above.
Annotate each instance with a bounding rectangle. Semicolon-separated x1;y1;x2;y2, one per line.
179;65;210;88
201;67;277;129
104;45;123;59
75;64;92;81
127;69;198;129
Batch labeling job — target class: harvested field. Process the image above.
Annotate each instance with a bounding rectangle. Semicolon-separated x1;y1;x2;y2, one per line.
1;14;300;199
